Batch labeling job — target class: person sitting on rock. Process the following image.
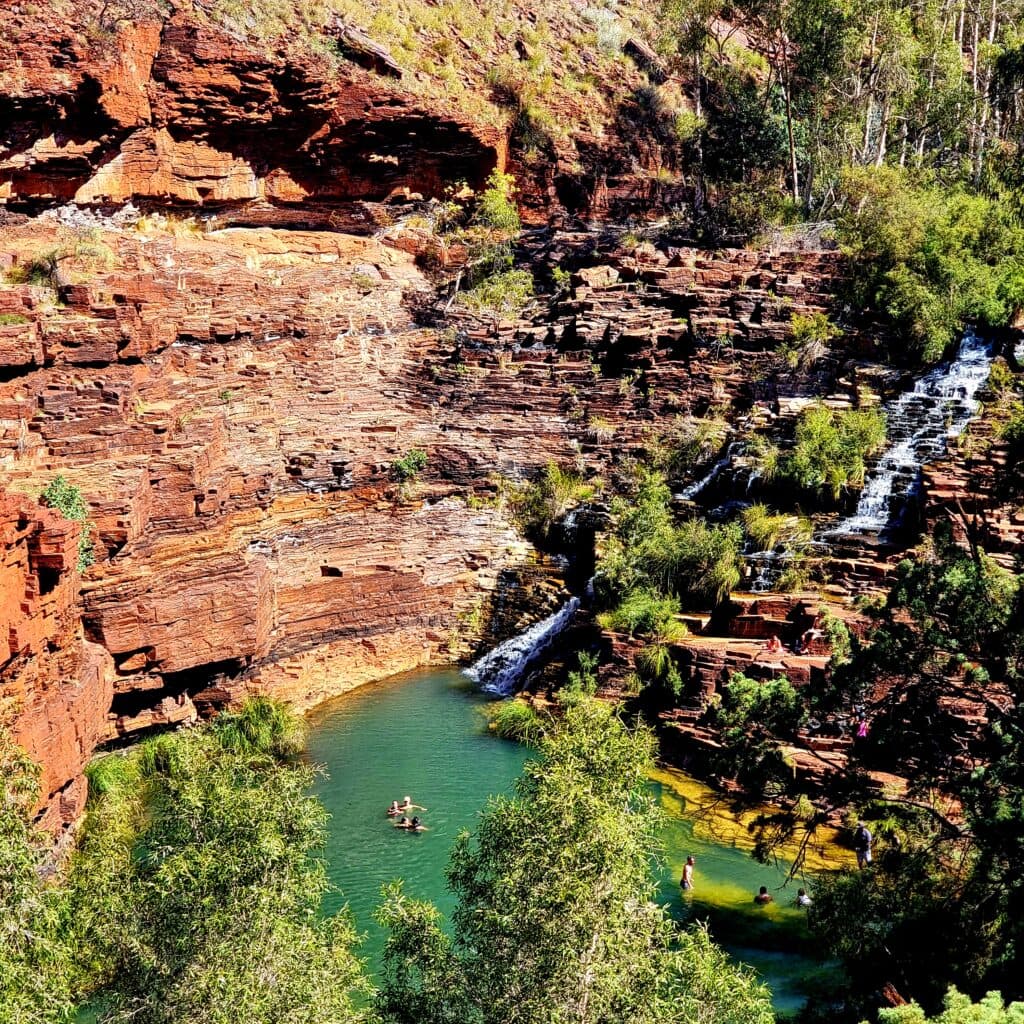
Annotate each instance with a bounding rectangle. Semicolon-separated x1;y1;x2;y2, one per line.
765;635;783;655
754;885;774;905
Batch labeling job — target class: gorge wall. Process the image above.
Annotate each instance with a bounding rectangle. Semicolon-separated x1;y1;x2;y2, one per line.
2;3;1016;834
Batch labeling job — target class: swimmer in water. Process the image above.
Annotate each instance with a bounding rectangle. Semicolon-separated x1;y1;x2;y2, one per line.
399;796;426;811
386;800;401;816
408;816;428;832
393;816;412;829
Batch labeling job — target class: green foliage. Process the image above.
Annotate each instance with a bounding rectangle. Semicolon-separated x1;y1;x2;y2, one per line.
597;589;687;640
502;462;597;541
597;470;742;612
376;695;774;1024
878;989;1024;1024
561;649;600;701
212;696;306;759
741;503;812;551
458;269;535;318
647;414;729;482
473;170;521;235
40;474;95;572
779;312;841;370
391;448;429;482
487;699;546;746
636;640;684;697
0;312;29;326
6;250;61;289
0;731;74;1024
634;516;744;608
779;404;887;500
837;168;1024;363
63;700;372;1024
797;538;1024;1007
706;673;806;794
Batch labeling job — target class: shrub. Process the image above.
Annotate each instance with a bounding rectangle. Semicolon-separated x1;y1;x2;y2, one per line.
212;697;306;759
39;475;95;572
742;503;813;550
391;448;428;482
503;462;597;540
473;169;521;235
646;415;729;481
488;699;545;745
635;517;744;608
634;640;684;696
0;313;29;326
779;312;841;369
597;590;687;640
458;269;534;318
779;404;887;500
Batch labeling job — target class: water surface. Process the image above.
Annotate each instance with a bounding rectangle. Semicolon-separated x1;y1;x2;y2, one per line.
307;667;838;1014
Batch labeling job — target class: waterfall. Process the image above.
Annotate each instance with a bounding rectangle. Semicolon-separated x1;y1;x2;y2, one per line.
676;442;744;501
464;598;580;696
829;331;993;538
746;550;785;593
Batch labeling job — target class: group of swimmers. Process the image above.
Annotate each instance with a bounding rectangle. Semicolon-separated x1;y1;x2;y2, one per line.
681;856;813;907
386;796;428;832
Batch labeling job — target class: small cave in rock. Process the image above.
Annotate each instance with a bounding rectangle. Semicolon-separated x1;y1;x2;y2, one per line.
36;565;60;596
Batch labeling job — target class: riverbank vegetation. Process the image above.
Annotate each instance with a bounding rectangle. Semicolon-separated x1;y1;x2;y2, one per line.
376;693;774;1024
3;692;780;1024
704;531;1024;1015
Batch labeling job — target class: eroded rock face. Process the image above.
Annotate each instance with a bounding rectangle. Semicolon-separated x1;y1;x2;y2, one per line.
0;221;555;827
0;9;505;219
0;493;114;834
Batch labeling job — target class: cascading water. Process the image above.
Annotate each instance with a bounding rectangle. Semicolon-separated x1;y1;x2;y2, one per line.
464;598;581;696
676;442;745;501
829;330;993;538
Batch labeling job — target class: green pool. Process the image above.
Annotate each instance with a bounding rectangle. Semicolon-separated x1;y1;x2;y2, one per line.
307;666;840;1014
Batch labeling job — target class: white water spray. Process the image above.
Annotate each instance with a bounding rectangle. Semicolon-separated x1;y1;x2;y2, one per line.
829;331;993;537
464;598;580;696
676;442;744;501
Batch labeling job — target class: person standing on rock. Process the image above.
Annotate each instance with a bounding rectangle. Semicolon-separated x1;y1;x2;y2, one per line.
680;855;695;891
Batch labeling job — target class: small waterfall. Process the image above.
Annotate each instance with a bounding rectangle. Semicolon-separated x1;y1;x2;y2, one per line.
464;598;581;696
829;331;993;537
676;442;744;501
746;550;785;593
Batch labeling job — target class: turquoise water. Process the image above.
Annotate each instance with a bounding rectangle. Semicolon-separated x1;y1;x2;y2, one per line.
307;667;835;1014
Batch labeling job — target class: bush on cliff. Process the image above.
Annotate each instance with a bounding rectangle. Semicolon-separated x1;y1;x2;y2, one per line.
375;695;774;1024
758;404;887;502
390;448;429;483
40;474;95;573
501;461;598;542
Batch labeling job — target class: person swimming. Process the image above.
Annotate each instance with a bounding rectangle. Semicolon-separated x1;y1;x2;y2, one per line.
408;815;427;832
386;800;401;816
399;796;426;811
393;816;411;829
754;885;774;905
